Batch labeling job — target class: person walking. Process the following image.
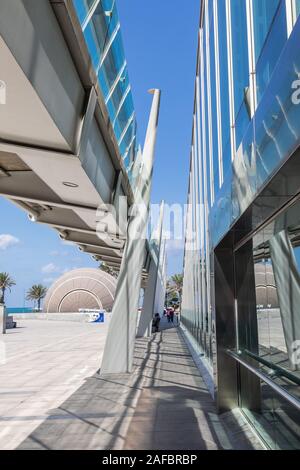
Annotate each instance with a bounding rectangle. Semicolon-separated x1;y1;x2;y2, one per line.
153;313;161;332
169;308;174;323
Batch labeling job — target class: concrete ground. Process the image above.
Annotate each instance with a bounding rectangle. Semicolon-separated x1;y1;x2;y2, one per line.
7;317;263;450
0;319;109;450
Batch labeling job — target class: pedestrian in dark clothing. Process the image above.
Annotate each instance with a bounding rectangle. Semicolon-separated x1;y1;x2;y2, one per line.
169;309;174;323
153;313;160;332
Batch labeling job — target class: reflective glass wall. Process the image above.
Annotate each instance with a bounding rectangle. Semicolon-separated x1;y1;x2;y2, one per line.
235;198;300;449
182;0;300;447
72;0;139;173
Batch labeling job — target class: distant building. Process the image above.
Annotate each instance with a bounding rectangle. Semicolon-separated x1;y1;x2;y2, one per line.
43;268;117;313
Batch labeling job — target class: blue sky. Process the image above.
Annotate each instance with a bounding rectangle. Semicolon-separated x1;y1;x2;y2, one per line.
0;0;200;307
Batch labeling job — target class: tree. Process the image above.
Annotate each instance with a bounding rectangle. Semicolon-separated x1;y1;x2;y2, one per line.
99;262;118;279
26;284;47;310
0;272;16;305
165;274;183;308
171;274;183;299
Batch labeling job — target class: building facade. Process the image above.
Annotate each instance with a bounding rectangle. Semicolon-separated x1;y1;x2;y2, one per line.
181;0;300;449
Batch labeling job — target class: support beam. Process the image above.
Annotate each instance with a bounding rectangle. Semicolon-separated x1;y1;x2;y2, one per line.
2;193;99;213
100;89;161;375
137;201;165;338
28;218;126;248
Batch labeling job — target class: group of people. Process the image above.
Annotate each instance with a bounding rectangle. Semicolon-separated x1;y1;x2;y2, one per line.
152;307;179;333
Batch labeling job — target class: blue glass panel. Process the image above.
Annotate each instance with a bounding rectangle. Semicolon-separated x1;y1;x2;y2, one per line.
235;101;251;149
203;24;211;209
83;23;101;69
217;0;231;180
256;1;287;101
252;0;280;61
230;0;249;117
209;2;220;199
99;32;125;95
73;0;93;25
296;1;300;18
72;0;139;172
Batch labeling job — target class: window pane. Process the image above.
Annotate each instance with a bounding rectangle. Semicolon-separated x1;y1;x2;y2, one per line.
296;0;300;18
217;0;231;180
230;0;250;117
252;0;280;61
209;2;220;197
255;0;287;101
203;25;211;208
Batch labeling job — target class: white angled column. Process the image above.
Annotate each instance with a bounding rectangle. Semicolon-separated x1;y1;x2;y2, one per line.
137;201;165;338
100;89;161;375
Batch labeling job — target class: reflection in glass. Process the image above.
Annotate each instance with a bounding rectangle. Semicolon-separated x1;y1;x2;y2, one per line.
255;0;287;101
252;0;280;61
230;0;250;117
72;0;139;172
217;0;231;179
235;197;300;448
209;3;219;199
296;0;300;19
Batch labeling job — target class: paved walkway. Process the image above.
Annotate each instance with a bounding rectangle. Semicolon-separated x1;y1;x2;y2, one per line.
15;318;262;450
0;319;109;450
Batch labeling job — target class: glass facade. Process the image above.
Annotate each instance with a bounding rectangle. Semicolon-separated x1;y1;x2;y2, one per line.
235;199;300;449
217;0;231;180
182;0;300;449
230;0;250;149
254;0;287;102
72;0;138;173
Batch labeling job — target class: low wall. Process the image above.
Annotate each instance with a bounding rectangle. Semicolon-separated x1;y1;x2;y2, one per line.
9;312;108;323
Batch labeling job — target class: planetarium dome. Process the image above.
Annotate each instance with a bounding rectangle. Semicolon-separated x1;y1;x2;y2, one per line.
43;268;117;313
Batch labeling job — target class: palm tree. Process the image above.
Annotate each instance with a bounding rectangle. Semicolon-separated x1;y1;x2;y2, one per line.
0;272;16;305
26;284;47;311
170;273;183;303
99;262;118;279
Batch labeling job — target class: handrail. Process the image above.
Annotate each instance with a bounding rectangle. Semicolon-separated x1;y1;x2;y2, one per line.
227;349;300;412
244;349;300;387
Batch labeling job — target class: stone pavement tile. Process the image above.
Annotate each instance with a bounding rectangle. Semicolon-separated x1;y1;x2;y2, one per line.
11;321;263;451
152;430;221;451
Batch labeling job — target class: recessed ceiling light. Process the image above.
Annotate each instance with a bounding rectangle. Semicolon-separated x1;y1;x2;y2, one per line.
63;182;79;188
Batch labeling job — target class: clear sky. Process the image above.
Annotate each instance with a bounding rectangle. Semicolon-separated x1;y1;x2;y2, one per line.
0;0;200;307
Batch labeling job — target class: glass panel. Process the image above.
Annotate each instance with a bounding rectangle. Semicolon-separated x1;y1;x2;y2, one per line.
235;101;251;149
252;0;280;61
255;0;287;102
73;0;96;25
295;0;300;18
209;1;219;198
203;23;211;208
235;197;300;448
217;0;231;180
72;0;139;173
230;0;250;117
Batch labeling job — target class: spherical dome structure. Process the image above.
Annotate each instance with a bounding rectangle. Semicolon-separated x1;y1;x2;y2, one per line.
43;268;117;313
